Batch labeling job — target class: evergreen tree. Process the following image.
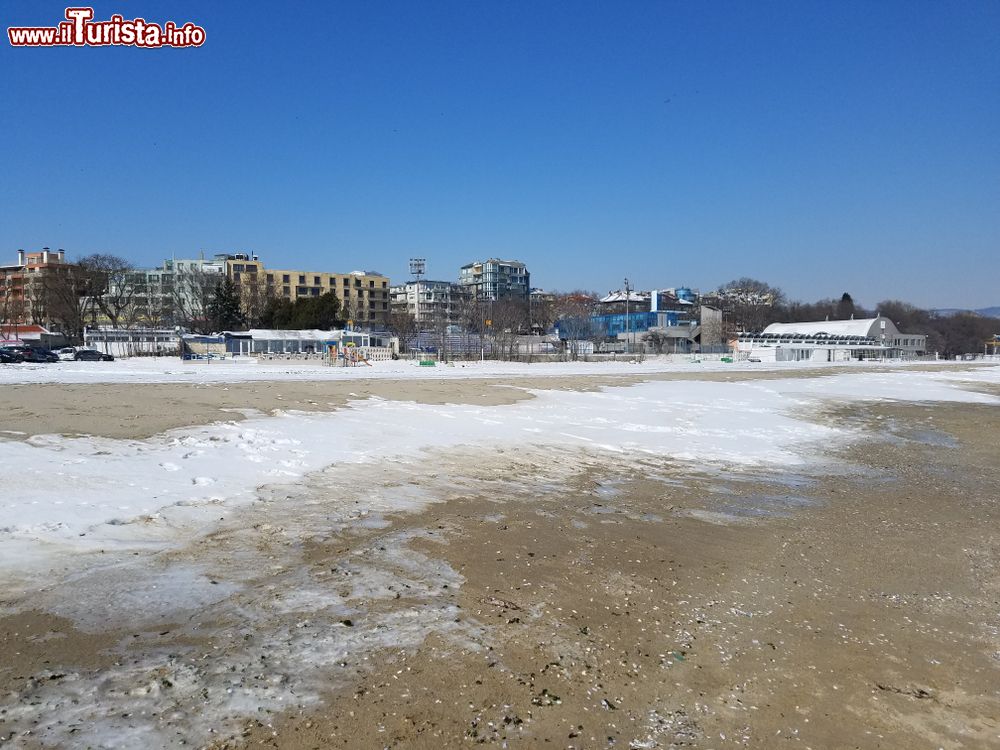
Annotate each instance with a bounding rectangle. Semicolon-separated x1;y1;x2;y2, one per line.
260;296;294;328
291;292;343;329
207;278;245;331
835;292;855;320
259;292;343;330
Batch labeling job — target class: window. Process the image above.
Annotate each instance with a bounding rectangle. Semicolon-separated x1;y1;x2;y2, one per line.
369;280;375;288
282;274;290;283
267;274;274;283
298;275;306;284
233;264;245;272
282;286;290;296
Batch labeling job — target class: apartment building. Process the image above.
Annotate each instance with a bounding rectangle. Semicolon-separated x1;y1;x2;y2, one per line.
222;254;391;327
389;279;471;326
0;248;70;324
133;255;226;325
458;259;530;302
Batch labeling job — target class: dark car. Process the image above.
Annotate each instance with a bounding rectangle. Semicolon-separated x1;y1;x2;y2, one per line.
6;345;58;363
0;347;25;363
74;349;114;362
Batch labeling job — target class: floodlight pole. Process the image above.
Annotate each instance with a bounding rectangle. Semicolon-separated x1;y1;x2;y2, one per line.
624;277;631;355
409;258;426;353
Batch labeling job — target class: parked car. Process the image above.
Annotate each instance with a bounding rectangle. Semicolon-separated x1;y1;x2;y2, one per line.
74;349;114;361
0;347;25;363
56;347;79;361
5;345;58;363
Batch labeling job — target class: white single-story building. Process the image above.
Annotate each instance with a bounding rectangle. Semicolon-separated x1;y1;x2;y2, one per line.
84;327;180;357
220;329;397;363
224;329;373;356
737;316;928;362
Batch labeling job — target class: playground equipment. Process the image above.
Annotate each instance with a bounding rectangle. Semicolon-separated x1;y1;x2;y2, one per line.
342;342;372;366
327;342;373;367
345;347;372;366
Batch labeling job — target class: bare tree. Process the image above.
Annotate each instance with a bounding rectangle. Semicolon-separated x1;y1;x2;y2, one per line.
385;310;418;357
239;275;276;328
340;295;361;328
552;292;599;360
488;299;528;360
431;307;452;362
453;295;485;359
529;295;556;334
26;275;48;326
37;263;96;342
134;275;170;330
0;275;28;331
172;268;220;334
78;254;140;328
716;278;785;333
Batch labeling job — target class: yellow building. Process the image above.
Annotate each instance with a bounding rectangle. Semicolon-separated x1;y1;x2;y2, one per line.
222;254;390;327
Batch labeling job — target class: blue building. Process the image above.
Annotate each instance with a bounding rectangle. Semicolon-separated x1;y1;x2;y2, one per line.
591;310;684;337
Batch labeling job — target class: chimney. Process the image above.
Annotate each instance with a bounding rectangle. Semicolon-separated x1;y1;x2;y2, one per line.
57;248;65;261
650;289;658;313
17;249;24;265
41;247;50;264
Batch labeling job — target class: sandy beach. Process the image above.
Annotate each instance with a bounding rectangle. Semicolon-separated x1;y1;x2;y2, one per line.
0;360;972;440
1;361;998;749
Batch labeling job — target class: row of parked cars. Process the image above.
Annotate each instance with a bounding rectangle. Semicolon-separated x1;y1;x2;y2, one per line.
0;345;115;363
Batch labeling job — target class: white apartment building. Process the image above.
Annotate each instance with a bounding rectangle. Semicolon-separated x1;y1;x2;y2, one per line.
133;255;226;326
389;279;470;325
458;259;530;301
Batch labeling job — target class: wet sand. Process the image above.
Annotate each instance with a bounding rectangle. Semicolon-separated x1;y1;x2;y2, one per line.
218;398;1000;749
0;363;980;440
1;367;998;749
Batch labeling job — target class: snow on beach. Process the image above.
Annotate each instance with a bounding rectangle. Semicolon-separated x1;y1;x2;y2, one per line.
2;363;999;748
1;365;997;580
0;353;951;385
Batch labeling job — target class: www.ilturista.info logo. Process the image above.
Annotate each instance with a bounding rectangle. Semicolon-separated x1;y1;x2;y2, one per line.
8;7;205;47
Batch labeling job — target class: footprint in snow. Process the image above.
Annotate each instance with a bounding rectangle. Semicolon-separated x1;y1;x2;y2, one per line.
192;476;216;486
160;462;180;472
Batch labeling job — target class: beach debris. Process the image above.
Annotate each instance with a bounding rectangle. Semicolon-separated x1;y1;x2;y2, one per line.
479;595;521;611
874;682;936;701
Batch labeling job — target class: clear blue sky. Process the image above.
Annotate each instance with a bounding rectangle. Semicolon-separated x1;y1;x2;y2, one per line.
2;1;998;308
